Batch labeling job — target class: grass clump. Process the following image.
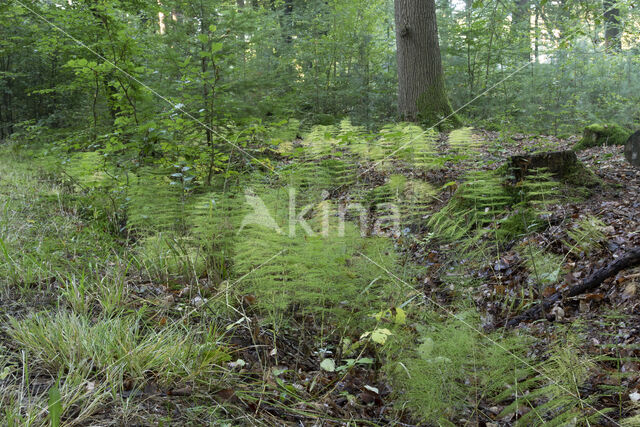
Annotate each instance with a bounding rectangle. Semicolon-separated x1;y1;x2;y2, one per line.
3;311;230;426
8;311;230;388
574;123;631;151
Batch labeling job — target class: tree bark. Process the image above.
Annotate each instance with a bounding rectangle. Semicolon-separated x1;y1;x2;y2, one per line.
511;0;530;61
603;0;622;51
394;0;459;127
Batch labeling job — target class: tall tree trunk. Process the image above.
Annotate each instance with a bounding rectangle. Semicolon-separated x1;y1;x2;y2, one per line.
465;0;475;99
534;3;539;63
511;0;530;62
282;0;293;44
394;0;459;127
603;0;622;51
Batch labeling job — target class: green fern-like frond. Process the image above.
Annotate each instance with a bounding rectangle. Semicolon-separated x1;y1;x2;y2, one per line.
375;123;438;170
305;125;338;158
428;170;510;245
496;341;607;426
401;180;437;226
337;118;365;144
388;312;535;423
285;157;357;196
447;127;481;154
62;151;108;189
232;187;401;325
565;215;606;255
126;168;186;234
517;168;558;211
368;176;436;228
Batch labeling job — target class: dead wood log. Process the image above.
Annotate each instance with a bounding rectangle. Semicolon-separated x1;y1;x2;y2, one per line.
505;247;640;328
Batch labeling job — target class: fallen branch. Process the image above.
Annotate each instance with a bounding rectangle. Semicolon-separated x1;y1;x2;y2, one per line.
505;247;640;328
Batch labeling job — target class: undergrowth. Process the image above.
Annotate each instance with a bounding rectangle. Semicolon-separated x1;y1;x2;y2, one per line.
0;120;633;425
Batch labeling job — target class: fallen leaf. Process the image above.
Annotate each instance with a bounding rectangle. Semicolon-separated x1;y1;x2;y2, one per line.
622;282;636;300
368;328;393;345
364;385;379;394
169;386;192;396
229;359;246;369
393;307;407;325
215;388;235;402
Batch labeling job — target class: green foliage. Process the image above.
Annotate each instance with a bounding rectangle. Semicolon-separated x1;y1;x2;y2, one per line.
495;338;608;426
522;244;566;286
447;126;481;155
48;384;62;427
427;170;511;247
565;215;607;256
135;233;206;283
4;0;640;423
387;311;532;423
367;175;436;227
377;123;439;170
515;168;558;210
231;187;403;327
428;167;559;251
126;168;188;234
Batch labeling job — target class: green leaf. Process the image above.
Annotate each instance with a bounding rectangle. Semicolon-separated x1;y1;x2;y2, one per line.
0;366;10;380
320;358;336;372
211;42;223;53
48;385;62;427
362;328;393;345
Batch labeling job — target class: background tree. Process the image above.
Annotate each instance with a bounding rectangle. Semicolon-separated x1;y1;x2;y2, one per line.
603;0;622;51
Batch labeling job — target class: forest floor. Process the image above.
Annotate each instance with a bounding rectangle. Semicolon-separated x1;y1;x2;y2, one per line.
1;131;640;426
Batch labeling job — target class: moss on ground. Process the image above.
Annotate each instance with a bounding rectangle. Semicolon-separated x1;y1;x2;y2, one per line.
574;123;631;151
563;159;602;188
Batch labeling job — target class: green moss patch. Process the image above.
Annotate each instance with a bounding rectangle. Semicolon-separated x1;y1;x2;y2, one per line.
563;159;602;188
574;123;631;151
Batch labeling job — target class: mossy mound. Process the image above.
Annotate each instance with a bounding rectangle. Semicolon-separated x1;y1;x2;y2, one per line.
563;159;602;188
574;123;631;151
